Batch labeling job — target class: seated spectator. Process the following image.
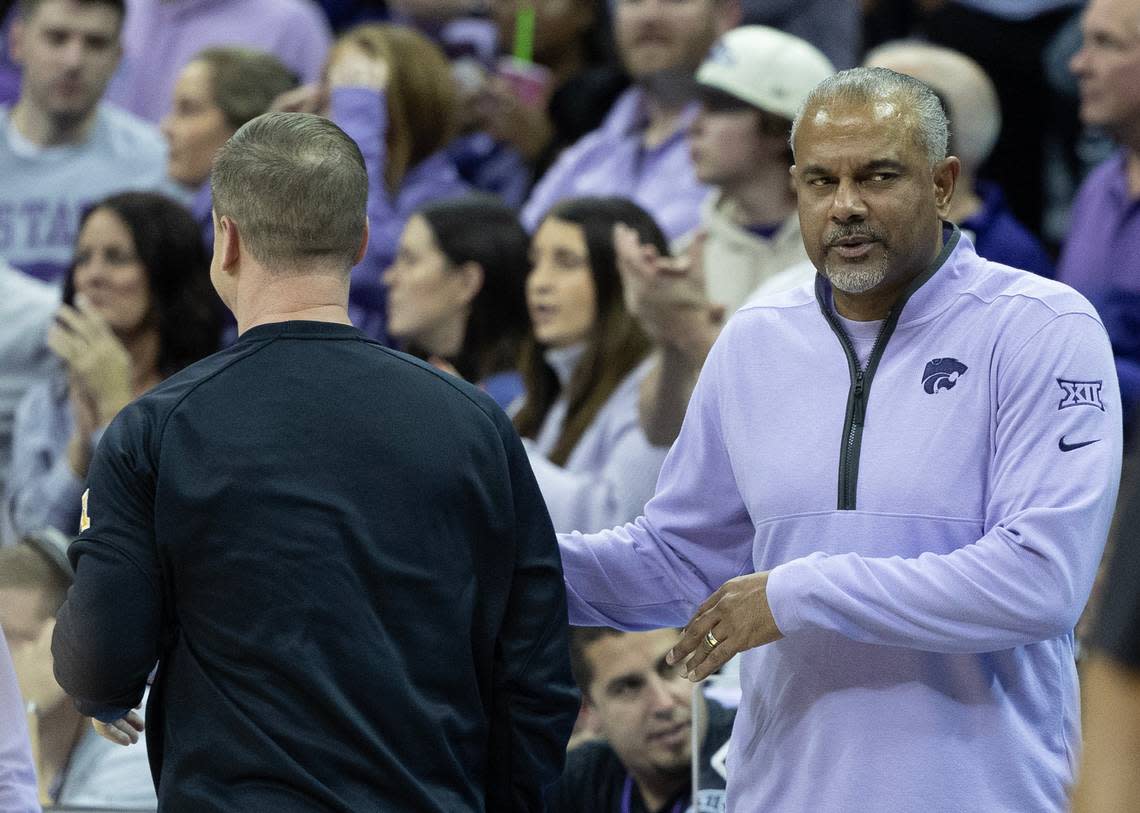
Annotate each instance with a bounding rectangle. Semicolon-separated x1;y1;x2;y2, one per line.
455;0;627;201
0;529;154;808
519;0;740;239
921;0;1082;237
104;0;331;123
617;26;831;446
0;262;56;501
0;628;37;812
514;197;668;534
864;41;1054;277
741;0;861;70
161;46;297;249
1057;0;1140;424
386;195;530;409
326;24;473;343
546;627;734;813
4;192;222;539
0;0;167;283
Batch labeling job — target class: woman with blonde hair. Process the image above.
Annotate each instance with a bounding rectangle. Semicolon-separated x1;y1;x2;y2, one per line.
326;24;472;342
161;46;298;247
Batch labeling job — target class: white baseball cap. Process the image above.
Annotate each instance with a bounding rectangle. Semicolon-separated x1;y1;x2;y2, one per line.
696;26;835;120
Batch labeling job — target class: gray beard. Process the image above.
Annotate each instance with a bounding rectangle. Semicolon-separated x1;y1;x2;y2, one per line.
823;259;889;295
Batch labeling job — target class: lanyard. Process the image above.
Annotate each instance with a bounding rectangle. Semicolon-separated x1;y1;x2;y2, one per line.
620;775;686;813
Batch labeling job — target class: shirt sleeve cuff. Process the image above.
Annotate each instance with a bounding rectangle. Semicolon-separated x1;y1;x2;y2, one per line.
767;552;829;637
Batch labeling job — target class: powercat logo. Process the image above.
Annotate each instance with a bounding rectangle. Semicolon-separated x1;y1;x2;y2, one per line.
922;358;968;394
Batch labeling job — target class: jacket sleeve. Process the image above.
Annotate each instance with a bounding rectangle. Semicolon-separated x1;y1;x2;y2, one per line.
486;409;579;812
51;405;163;718
0;636;39;813
767;311;1123;653
558;326;756;630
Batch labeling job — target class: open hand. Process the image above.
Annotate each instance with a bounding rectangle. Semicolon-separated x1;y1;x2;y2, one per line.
48;302;132;426
92;709;145;746
614;225;722;355
666;571;784;683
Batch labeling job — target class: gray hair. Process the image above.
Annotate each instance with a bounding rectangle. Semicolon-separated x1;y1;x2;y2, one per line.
211;112;368;272
790;66;950;166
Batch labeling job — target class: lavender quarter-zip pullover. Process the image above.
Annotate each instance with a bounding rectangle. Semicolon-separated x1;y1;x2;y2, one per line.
560;228;1122;812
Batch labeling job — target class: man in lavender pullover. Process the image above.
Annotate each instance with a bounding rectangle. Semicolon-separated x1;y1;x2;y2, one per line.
559;67;1122;812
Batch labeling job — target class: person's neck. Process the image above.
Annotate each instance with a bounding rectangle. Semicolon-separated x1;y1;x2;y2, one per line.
414;317;465;360
34;700;86;802
945;171;983;224
121;327;163;396
234;268;353;335
633;768;688;812
641;90;685;150
9;99;97;147
720;168;796;227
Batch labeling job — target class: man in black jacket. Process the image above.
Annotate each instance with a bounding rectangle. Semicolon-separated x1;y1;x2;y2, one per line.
51;111;578;812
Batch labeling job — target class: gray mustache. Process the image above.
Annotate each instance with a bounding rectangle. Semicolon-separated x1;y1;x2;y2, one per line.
826;227;884;246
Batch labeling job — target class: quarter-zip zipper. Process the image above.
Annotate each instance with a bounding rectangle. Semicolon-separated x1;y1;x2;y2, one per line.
825;310;895;510
817;226;962;510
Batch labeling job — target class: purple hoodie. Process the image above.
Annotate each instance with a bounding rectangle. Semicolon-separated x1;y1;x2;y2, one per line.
0;635;38;812
559;228;1122;812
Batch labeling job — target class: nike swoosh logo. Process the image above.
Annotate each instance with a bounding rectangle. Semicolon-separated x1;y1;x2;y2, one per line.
1059;436;1102;452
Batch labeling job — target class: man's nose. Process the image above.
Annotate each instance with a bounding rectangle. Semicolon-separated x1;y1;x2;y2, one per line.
59;37;86;69
646;674;684;715
830;177;867;222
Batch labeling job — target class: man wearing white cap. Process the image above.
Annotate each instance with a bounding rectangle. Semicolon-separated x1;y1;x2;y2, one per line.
618;25;834;445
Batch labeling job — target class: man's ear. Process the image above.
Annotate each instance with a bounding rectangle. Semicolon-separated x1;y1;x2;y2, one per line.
933;155;961;219
353;218;370;268
216;213;242;273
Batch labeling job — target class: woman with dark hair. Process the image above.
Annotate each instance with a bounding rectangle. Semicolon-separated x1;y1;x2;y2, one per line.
514;196;669;534
4;192;223;538
385;194;529;408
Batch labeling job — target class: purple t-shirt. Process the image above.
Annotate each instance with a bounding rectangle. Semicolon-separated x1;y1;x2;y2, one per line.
1057;151;1140;298
521;88;708;241
104;0;333;123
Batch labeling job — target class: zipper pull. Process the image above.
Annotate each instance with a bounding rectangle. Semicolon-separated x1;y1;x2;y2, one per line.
853;370;866;426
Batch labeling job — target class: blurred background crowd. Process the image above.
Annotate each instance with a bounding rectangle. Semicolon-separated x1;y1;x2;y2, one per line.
1;0;1139;809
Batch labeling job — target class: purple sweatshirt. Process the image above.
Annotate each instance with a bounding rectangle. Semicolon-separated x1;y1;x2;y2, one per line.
105;0;332;123
0;636;38;813
330;87;472;343
560;228;1122;812
520;88;707;240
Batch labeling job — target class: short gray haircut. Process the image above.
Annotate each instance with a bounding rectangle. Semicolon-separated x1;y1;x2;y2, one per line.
790;66;950;166
211;112;368;272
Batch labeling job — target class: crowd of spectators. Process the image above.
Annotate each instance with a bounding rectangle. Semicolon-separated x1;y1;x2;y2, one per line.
1;0;1139;809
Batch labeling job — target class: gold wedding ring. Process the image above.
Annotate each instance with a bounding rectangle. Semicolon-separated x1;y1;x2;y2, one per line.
704;629;720;650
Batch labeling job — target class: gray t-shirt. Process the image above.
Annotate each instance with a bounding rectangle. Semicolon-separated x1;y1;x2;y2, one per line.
0;264;56;502
0;103;168;283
